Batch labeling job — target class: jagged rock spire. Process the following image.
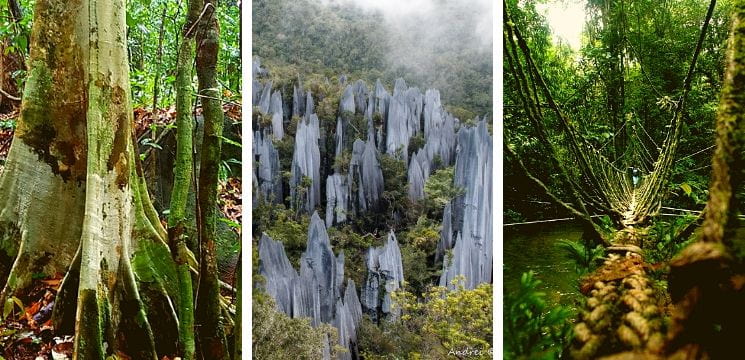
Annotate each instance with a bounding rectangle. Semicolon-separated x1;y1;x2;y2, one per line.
439;119;493;289
258;212;364;359
253;130;283;205
269;90;284;139
361;231;405;322
290;114;322;213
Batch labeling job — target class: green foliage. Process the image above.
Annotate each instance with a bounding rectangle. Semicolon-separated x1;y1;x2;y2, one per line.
333;150;352;175
404;216;441;255
380;153;411;223
254;203;310;268
646;215;698;264
399;215;443;295
327;225;377;286
399;244;438;298
556;239;606;274
357;315;423;360
408;134;425;158
1;296;23;321
253;291;342;359
126;0;240;107
423;166;463;215
504;271;572;360
361;279;492;359
387;278;493;359
504;209;526;223
596;215;616;239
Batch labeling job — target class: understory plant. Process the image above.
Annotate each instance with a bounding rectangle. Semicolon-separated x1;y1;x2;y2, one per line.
504;271;573;360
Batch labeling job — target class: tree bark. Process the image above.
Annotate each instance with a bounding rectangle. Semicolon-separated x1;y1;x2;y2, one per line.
194;1;230;359
168;0;204;358
666;2;745;356
0;0;183;358
152;5;168;111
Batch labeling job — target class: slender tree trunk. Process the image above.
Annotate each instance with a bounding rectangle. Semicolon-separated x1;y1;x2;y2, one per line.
169;0;204;358
194;1;230;359
152;5;168;111
7;0;28;54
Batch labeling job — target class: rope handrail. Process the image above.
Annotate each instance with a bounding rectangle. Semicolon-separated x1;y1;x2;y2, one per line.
504;0;716;226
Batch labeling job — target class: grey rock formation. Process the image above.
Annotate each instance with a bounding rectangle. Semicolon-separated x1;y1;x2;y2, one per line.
253;130;282;204
258;80;273;114
407;156;425;202
344;279;363;326
270;90;284;139
293;84;305;117
258;233;298;315
252;58;266;105
299;212;340;323
386;87;412;161
439;119;493;289
349;139;384;212
259;212;363;360
423;89;443;136
435;202;453;262
340;85;356;114
253;81;262;107
373;79;390;117
326;173;349;227
305;91;315;117
352;80;369;114
290;116;321;213
385;78;426;164
361;231;405;322
405;87;423;136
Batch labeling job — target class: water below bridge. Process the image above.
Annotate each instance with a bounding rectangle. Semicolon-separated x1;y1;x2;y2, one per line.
503;221;585;308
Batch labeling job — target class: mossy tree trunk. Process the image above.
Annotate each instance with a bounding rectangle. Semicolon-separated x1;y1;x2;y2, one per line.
168;0;204;358
0;0;185;358
666;1;745;357
194;1;230;359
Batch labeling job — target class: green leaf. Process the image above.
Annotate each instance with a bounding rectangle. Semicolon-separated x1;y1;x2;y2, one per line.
3;297;14;319
14;35;26;51
680;183;692;196
126;13;136;28
219;135;242;148
11;296;23;312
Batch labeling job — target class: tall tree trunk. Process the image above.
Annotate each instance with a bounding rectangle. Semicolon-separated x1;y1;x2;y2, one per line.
0;0;182;358
666;1;745;357
194;1;230;359
169;0;204;358
152;5;168;111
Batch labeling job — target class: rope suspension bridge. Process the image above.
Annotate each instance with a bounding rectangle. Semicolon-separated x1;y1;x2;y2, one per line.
502;1;745;358
504;0;716;241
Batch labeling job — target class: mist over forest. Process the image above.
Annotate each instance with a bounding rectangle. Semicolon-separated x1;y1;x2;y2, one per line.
252;0;493;116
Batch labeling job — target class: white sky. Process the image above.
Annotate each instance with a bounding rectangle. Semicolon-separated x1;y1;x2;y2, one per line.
535;1;586;51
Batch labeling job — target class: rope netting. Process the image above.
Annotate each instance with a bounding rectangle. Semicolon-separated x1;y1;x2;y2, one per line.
504;0;716;228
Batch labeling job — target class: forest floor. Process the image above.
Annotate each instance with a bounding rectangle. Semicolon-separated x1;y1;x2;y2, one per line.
0;104;242;360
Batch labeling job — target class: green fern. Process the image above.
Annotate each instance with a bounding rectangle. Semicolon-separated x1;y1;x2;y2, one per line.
556;239;605;274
